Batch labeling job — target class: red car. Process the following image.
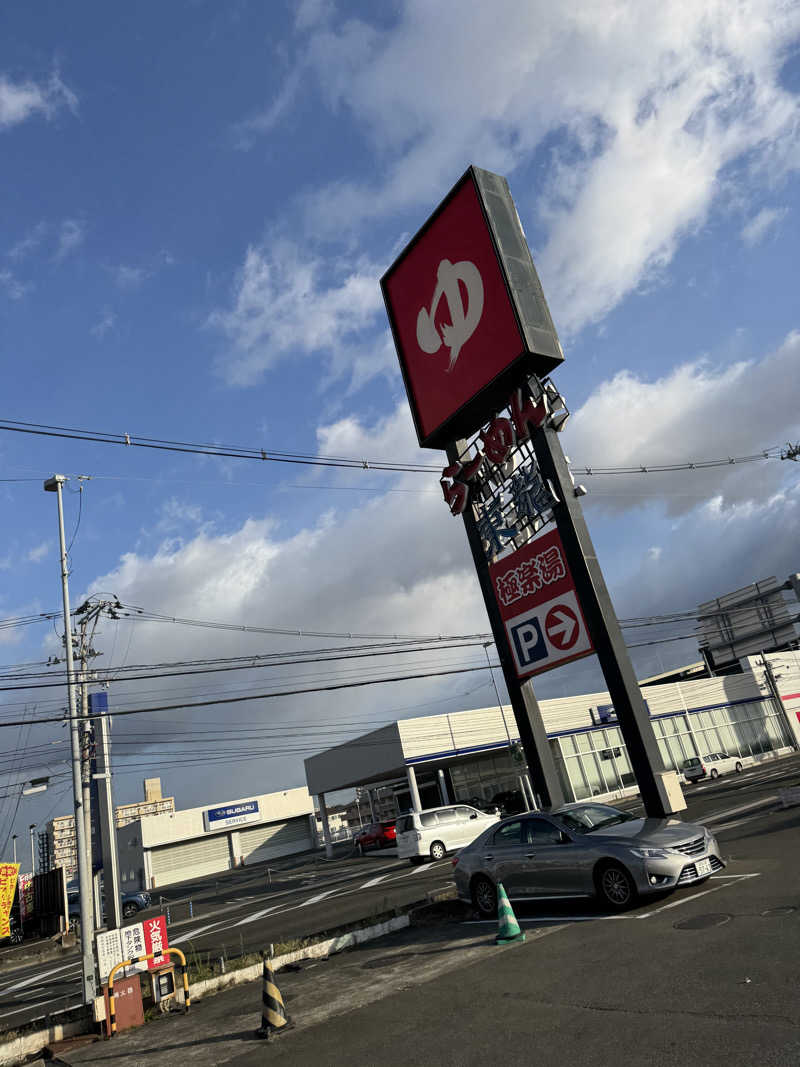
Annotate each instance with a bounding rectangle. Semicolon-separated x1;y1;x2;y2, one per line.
354;821;396;852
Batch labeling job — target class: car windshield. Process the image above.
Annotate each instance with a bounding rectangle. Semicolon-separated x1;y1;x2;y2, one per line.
557;804;636;833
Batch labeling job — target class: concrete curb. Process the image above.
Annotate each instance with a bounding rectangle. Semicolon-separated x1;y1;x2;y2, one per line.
187;914;411;1002
0;1013;91;1067
0;914;411;1066
779;787;800;808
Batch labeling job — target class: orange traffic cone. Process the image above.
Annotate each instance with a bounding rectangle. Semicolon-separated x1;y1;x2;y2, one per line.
495;883;526;945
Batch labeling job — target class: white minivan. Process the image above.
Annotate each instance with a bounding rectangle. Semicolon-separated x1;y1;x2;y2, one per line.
395;804;500;862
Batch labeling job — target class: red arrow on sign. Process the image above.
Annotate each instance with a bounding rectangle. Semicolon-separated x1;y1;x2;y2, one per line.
544;604;580;651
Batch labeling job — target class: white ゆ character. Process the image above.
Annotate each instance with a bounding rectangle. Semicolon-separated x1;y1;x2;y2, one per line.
416;259;484;371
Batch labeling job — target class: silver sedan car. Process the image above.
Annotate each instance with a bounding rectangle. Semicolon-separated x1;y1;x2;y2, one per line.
452;801;725;915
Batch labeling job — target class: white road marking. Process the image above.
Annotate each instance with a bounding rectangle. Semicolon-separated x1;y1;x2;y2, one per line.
298;888;340;907
461;874;760;925
636;873;760;918
705;796;778;825
360;873;395;888
233;903;286;927
463;915;626;924
2;1000;53;1017
712;812;779;832
396;860;450;879
0;962;80;994
171;921;226;944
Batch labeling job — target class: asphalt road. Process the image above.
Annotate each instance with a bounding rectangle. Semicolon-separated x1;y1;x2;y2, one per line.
0;846;452;1030
2;750;798;1035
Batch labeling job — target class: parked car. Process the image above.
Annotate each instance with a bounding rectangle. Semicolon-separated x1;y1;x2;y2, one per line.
395;804;500;862
67;886;152;927
489;790;527;816
682;753;744;782
353;821;396;853
1;911;24;946
452;801;725;915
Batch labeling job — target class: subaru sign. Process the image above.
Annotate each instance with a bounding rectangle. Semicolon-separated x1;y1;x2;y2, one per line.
203;800;260;832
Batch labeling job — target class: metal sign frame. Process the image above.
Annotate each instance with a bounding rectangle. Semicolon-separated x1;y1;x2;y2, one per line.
381;165;563;448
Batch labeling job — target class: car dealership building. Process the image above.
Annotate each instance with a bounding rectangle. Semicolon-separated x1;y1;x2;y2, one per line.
117;787;315;890
307;652;800;852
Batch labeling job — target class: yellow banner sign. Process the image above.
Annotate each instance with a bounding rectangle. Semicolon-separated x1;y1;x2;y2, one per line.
0;862;20;938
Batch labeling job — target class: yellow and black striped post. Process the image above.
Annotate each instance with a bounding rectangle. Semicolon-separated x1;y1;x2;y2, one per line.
255;951;291;1039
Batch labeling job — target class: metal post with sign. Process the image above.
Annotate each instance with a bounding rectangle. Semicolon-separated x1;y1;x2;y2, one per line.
381;165;677;818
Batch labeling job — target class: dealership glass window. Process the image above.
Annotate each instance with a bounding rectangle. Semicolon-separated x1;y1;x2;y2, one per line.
686;701;791;759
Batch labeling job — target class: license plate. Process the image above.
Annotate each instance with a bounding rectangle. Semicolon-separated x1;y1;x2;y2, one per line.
695;857;712;877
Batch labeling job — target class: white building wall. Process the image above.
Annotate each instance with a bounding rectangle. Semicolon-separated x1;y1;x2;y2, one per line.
139;787;312;848
763;651;800;746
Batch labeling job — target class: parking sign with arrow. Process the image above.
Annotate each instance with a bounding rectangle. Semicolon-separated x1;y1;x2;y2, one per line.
489;528;594;679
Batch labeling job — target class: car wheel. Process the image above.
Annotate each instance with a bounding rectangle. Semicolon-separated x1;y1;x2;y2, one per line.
10;929;23;945
595;862;637;910
122;903;139;919
735;761;743;773
471;876;497;918
429;840;446;861
710;768;719;779
378;838;385;849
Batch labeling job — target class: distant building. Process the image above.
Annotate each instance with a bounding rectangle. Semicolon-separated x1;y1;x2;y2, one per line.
47;777;175;878
117;787;314;890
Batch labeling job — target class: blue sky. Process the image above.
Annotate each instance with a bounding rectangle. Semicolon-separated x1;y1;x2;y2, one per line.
1;1;799;846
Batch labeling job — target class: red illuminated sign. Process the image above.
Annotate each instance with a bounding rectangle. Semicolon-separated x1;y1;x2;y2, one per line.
489;528;594;679
381;166;563;449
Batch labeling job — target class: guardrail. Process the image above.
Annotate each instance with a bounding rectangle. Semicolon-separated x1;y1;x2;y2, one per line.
107;947;189;1037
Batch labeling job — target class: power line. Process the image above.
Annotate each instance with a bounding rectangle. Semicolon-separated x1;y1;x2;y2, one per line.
0;660;502;729
0;416;787;478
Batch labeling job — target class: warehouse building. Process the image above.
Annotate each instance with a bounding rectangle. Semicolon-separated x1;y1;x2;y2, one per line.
307;652;800;853
117;786;314;890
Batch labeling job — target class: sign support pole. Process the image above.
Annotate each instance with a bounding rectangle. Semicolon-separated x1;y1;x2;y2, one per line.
530;424;670;817
447;443;566;809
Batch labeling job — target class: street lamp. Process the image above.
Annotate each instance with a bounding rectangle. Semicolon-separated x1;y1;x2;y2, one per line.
44;474;96;1004
29;825;36;874
12;835;17;864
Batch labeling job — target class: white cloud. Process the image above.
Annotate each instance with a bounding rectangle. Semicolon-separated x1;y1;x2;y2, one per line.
54;218;85;261
8;221;47;260
0;268;31;300
740;206;787;246
563;329;800;515
0;69;78;130
26;541;50;563
210;241;387;388
287;1;799;333
90;309;116;339
233;68;304;149
110;264;149;289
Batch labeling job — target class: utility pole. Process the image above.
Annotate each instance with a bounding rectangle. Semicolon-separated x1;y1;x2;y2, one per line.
44;475;96;1005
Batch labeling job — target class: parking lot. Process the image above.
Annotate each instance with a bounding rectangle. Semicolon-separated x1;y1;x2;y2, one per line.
46;764;800;1067
3;751;798;1047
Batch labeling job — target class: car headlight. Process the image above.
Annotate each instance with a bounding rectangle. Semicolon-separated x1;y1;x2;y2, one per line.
629;847;672;859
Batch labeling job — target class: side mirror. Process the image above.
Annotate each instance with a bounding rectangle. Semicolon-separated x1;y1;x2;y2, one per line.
559;831;571;844
470;813;478;819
